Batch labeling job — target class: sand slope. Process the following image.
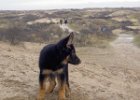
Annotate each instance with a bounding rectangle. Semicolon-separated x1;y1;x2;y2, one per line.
0;34;140;100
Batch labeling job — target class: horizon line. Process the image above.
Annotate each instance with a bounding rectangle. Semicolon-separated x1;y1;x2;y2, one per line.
0;7;140;11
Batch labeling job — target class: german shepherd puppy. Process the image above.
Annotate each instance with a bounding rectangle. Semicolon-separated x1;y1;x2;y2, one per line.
37;32;81;100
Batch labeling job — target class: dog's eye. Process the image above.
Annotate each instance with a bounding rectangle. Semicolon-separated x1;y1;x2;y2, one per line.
62;48;66;51
62;48;68;51
68;47;72;52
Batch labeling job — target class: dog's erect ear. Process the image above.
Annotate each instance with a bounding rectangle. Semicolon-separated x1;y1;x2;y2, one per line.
57;32;74;48
67;32;74;45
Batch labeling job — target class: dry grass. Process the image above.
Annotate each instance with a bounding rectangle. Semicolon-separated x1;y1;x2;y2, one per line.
133;34;140;47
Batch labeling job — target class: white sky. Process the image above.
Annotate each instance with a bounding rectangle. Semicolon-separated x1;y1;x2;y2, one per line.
0;0;140;10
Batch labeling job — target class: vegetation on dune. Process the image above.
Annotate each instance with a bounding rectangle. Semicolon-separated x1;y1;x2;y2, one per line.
133;34;140;47
0;22;67;45
0;8;140;47
68;18;119;47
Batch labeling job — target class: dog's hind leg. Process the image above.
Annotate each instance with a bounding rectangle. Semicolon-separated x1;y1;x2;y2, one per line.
57;73;66;100
37;72;47;100
47;74;56;93
64;65;71;97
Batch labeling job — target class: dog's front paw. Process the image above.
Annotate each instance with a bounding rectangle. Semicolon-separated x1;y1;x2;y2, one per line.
58;91;66;100
65;87;71;97
58;96;66;100
36;91;45;100
36;95;45;100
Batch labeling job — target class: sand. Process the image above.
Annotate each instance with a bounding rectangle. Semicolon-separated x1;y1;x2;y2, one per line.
0;34;140;100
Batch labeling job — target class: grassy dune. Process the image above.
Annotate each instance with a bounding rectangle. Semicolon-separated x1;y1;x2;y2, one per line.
134;34;140;47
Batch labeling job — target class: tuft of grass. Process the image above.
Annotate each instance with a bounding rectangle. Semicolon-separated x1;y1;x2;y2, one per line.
75;34;115;48
68;23;81;31
89;35;111;48
133;34;140;47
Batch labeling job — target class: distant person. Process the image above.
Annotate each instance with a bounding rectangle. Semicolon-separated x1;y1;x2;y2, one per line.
64;19;68;24
60;19;63;25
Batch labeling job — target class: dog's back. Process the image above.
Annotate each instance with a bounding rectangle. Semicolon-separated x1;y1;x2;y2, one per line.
39;44;62;71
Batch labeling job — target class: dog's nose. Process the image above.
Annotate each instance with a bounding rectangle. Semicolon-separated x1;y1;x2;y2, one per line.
77;58;81;64
79;59;81;64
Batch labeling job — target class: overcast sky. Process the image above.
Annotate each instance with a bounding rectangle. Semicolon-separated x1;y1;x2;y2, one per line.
0;0;140;10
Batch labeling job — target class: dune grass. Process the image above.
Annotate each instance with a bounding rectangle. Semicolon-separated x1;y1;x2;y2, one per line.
133;34;140;47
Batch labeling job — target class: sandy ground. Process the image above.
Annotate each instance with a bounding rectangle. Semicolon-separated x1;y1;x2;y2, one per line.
59;24;80;34
0;34;140;100
59;24;74;33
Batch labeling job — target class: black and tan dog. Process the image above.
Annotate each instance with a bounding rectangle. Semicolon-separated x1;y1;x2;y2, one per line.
37;32;81;100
